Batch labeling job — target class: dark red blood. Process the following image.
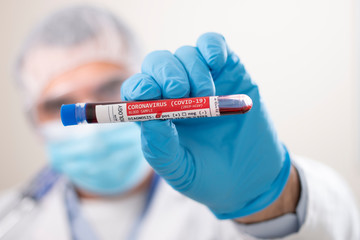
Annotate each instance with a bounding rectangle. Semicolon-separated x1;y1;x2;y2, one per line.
219;105;252;115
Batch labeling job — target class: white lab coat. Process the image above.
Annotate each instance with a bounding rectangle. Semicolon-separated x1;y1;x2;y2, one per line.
1;156;359;240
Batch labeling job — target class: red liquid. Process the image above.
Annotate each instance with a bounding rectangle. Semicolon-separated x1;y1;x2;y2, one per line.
219;105;252;115
218;95;253;115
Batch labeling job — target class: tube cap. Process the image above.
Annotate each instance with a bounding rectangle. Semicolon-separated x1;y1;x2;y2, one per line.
61;104;77;126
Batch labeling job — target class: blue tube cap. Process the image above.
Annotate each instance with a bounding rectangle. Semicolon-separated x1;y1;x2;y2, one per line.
61;104;77;126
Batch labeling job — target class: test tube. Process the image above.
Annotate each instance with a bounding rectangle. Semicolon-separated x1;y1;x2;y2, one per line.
60;94;252;126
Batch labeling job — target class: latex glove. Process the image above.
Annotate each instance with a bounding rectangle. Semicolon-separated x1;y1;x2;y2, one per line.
121;32;291;219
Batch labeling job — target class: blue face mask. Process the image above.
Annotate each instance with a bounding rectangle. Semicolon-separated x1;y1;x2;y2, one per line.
39;122;150;195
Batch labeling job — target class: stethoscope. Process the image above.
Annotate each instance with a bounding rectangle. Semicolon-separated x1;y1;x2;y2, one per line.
127;173;159;240
0;166;60;239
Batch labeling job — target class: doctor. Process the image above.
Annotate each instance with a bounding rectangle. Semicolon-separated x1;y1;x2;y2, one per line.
2;4;359;240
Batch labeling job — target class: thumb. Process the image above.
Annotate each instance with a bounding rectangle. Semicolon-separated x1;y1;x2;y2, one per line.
141;120;195;191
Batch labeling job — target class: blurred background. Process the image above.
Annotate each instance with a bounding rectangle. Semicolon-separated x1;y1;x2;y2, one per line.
1;0;359;210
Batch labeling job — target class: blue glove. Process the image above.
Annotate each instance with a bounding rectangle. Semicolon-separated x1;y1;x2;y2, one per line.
121;32;291;219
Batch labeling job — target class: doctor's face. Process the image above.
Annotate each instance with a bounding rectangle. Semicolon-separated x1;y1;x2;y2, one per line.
31;61;151;197
35;61;134;124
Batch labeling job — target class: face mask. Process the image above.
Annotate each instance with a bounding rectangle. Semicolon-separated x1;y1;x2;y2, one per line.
39;121;150;195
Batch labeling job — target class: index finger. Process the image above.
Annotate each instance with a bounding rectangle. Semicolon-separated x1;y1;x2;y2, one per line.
196;32;228;77
141;50;190;99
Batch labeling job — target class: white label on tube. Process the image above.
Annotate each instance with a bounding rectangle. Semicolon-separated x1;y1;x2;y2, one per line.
95;96;220;123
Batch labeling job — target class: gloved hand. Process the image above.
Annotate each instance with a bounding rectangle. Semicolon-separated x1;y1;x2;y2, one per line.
121;32;291;219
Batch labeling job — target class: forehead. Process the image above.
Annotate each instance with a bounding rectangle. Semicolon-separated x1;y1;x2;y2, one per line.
41;62;129;99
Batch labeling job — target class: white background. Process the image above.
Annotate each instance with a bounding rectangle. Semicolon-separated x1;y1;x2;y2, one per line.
0;0;359;209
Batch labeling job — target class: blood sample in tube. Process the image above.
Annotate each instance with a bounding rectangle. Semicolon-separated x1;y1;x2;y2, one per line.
60;94;252;126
